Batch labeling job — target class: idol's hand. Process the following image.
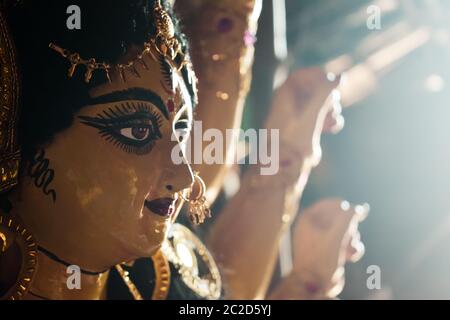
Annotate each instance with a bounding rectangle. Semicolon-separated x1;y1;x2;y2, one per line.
265;67;344;172
206;68;347;299
270;199;368;299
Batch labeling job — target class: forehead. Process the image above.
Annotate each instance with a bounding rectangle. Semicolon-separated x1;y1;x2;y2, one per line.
89;50;192;114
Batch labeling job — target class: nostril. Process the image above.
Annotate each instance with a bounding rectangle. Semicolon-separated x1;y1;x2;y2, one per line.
166;185;174;191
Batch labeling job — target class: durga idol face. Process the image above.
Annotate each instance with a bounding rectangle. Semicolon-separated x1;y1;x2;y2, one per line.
12;45;195;273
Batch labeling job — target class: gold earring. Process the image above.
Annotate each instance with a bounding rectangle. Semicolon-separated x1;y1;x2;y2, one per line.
180;173;211;225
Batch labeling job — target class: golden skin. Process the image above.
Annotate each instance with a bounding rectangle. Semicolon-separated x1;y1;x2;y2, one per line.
10;45;194;286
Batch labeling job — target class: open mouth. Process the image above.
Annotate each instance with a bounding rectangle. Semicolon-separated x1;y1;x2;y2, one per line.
144;198;175;217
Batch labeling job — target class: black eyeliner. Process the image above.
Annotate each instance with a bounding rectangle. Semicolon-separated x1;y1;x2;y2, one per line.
79;102;163;155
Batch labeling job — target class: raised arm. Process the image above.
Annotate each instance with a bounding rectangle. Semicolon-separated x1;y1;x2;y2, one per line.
175;0;262;203
206;68;344;299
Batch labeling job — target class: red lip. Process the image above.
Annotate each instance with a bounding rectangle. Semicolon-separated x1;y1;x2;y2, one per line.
144;198;175;217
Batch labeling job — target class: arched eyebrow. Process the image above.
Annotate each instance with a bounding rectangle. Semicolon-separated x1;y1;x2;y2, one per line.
88;88;169;120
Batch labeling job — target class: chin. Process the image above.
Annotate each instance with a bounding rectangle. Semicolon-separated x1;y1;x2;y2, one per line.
116;232;166;261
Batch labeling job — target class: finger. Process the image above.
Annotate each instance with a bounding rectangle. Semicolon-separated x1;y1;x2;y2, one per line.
330;202;369;260
285;68;342;115
300;198;345;230
330;200;361;236
354;203;370;222
323;112;345;134
349;239;365;263
336;201;369;233
346;232;365;263
288;69;342;91
327;267;345;298
300;199;358;232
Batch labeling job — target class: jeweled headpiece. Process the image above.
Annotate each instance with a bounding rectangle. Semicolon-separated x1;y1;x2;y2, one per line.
49;0;189;84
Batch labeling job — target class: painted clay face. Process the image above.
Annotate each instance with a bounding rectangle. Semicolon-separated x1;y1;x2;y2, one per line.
14;46;195;272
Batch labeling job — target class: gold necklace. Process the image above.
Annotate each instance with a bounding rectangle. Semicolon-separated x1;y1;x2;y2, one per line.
116;223;221;300
115;249;171;300
161;223;221;300
114;264;143;300
151;249;171;300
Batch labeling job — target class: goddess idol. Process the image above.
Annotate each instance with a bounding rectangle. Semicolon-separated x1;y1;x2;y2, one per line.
0;0;366;300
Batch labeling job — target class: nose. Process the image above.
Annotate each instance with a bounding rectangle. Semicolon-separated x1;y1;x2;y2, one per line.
161;140;194;194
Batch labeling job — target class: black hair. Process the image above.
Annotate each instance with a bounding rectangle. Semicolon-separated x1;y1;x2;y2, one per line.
3;0;190;161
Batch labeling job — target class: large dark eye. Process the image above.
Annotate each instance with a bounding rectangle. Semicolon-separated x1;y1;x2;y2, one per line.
79;102;164;156
120;126;150;141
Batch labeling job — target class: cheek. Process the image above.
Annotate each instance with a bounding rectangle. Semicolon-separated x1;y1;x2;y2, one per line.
46;122;162;225
40;117;177;257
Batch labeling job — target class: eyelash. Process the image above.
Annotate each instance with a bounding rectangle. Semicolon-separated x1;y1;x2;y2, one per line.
79;102;163;156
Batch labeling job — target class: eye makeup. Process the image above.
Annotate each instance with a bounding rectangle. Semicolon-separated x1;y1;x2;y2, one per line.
79;102;164;155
